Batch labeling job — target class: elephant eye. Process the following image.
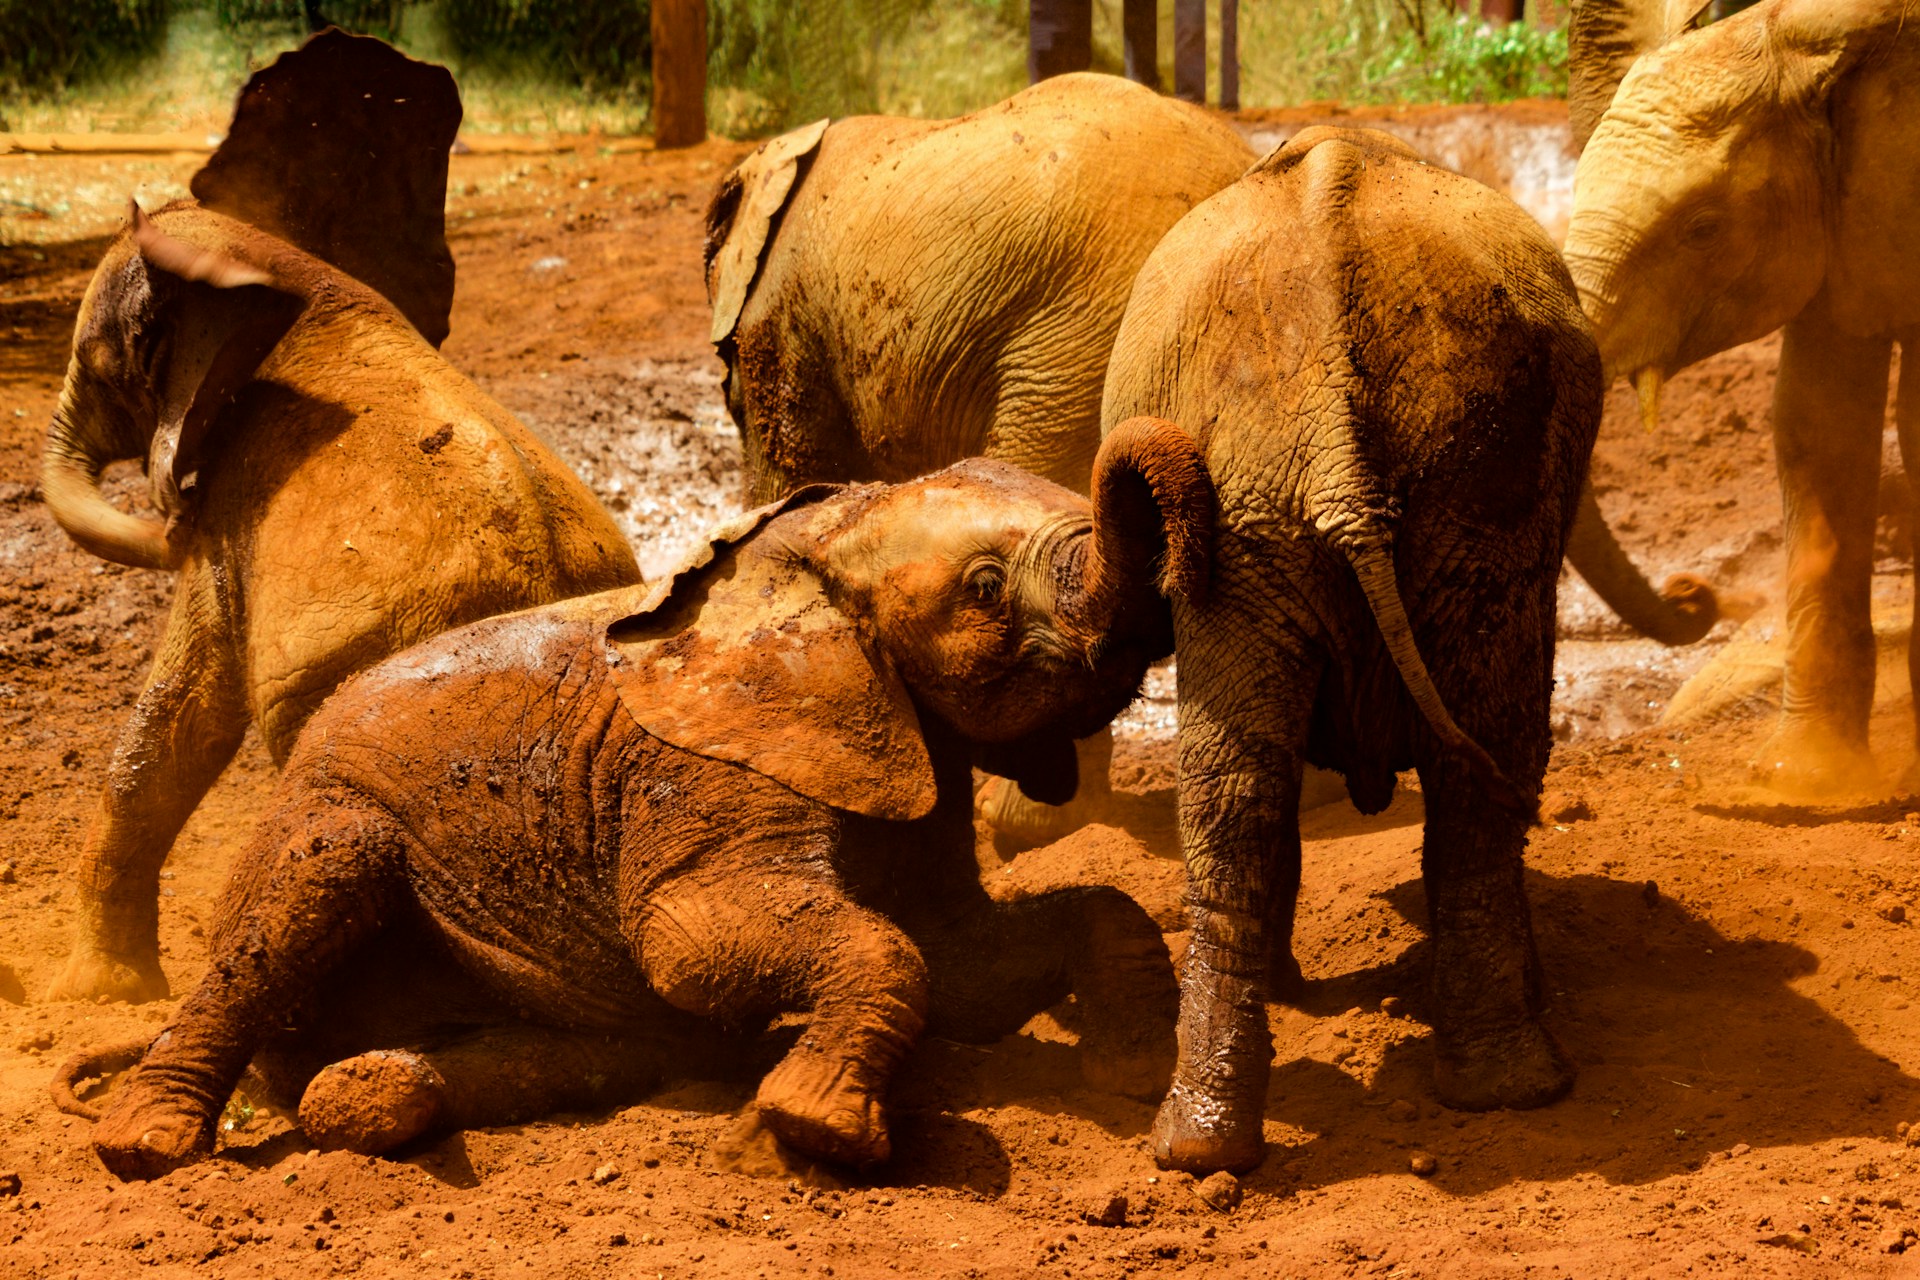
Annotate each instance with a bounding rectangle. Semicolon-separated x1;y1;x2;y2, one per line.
965;560;1006;606
1680;206;1724;249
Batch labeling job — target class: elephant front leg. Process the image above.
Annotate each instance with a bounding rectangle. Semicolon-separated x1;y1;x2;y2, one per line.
637;879;927;1170
907;884;1177;1102
1756;312;1893;794
1152;618;1317;1174
51;576;248;1004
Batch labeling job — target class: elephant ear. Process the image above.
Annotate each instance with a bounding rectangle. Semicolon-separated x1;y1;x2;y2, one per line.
1568;0;1712;149
605;488;938;822
190;28;461;346
130;203;306;517
706;117;830;346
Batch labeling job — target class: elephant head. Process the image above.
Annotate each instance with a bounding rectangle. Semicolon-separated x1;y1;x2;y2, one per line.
1564;0;1920;422
40;29;460;572
608;417;1214;818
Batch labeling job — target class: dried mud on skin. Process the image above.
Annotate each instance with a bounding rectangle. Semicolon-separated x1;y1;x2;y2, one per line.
5;119;1920;1278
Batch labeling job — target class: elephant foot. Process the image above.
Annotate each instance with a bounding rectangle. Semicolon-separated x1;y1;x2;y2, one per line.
298;1050;446;1156
712;1108;850;1187
1150;1079;1267;1174
1432;1018;1574;1112
47;942;170;1005
92;1083;215;1181
977;776;1110;854
754;1051;890;1169
1751;719;1879;799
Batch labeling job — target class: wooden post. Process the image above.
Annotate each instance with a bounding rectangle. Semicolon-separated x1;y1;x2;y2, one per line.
651;0;707;150
1457;0;1522;18
1123;0;1158;90
1219;0;1239;110
1029;0;1094;82
1173;0;1205;103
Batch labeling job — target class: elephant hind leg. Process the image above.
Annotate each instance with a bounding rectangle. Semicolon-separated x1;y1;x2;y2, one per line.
298;1021;712;1155
635;877;927;1170
90;796;407;1181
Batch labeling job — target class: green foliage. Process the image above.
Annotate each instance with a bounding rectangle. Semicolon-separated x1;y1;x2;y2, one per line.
212;0;406;39
1364;6;1569;102
435;0;652;92
0;0;170;96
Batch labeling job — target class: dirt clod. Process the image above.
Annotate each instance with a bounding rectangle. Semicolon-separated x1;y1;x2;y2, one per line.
1642;880;1660;907
1386;1099;1418;1124
1080;1193;1128;1227
1875;894;1909;925
1195;1172;1242;1212
591;1163;620;1185
0;1173;19;1197
1409;1152;1439;1177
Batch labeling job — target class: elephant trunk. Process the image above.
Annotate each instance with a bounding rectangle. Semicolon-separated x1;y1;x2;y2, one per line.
40;372;173;571
1062;416;1214;643
1565;480;1721;645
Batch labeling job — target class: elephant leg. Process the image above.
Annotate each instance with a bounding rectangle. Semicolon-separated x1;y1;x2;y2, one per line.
1897;331;1920;781
1756;313;1893;793
636;876;927;1169
50;571;247;1004
1152;597;1318;1174
907;884;1176;1101
90;799;407;1181
297;1021;711;1156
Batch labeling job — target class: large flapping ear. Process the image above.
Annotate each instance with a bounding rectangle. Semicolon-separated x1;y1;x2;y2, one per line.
1568;0;1713;149
605;488;939;823
706;118;830;346
131;202;306;516
190;29;461;346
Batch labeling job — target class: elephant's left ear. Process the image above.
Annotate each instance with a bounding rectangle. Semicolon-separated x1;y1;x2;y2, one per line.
1567;0;1711;149
706;118;830;346
190;29;461;346
604;493;938;823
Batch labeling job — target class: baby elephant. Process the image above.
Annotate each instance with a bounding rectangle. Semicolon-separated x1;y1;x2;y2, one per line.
73;423;1211;1181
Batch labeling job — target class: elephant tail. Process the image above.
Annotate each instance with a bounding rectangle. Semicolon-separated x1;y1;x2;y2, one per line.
1336;527;1540;823
1564;480;1742;645
50;1037;149;1122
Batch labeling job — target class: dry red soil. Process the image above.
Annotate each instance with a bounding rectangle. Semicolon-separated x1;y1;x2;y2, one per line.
4;110;1920;1278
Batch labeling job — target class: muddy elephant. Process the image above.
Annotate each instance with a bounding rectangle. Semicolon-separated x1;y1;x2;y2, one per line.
65;425;1209;1182
706;72;1252;845
40;32;640;1006
1563;0;1920;791
1102;128;1603;1173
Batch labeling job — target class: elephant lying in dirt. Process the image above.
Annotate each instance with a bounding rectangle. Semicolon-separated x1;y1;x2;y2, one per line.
1103;128;1603;1173
62;423;1207;1181
41;32;639;1006
707;72;1253;846
1564;0;1920;791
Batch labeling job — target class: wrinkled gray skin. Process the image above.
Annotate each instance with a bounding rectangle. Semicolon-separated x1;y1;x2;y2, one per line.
1565;0;1920;793
1103;128;1603;1174
78;443;1213;1183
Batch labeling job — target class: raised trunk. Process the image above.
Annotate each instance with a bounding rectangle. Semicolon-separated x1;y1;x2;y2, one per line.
40;375;172;571
1565;481;1719;644
1063;416;1214;643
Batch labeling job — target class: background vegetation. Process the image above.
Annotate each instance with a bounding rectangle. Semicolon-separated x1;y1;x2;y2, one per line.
0;0;1570;137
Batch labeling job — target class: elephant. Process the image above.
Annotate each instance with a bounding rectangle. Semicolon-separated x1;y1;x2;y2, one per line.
60;423;1210;1182
1101;128;1603;1173
705;71;1253;845
39;31;640;1006
1562;0;1920;792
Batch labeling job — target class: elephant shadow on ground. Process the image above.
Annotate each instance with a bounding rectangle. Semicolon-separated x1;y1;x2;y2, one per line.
1240;869;1920;1199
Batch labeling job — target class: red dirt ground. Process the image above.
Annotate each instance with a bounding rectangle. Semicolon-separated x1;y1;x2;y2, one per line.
6;109;1920;1278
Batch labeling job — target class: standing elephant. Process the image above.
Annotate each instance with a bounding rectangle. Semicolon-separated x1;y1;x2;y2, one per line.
706;71;1252;843
65;427;1209;1182
1562;0;1920;791
41;32;639;1005
1102;128;1602;1173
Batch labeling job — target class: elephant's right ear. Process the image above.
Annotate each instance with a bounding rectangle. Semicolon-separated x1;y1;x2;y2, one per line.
190;29;461;346
706;118;830;346
1568;0;1712;149
603;488;938;823
130;203;305;516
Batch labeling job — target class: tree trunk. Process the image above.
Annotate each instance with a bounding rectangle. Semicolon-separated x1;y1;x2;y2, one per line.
1029;0;1093;82
1218;0;1238;110
1123;0;1158;90
1173;0;1205;103
651;0;707;150
1458;0;1522;19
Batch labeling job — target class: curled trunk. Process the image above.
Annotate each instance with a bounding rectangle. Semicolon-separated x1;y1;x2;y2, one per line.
41;380;173;571
1565;481;1720;644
